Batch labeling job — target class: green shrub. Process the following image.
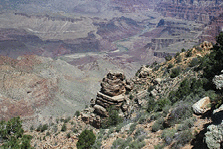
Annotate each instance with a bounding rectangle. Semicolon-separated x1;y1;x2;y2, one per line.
181;48;186;52
176;55;182;63
152;117;164;132
170;67;181;78
150;112;162;121
76;129;96;149
147;86;154;92
111;138;126;149
134;128;146;140
129;140;146;149
177;118;195;131
30;125;34;131
151;61;158;68
162;104;171;117
116;123;124;132
154;144;165;149
169;78;206;104
72;126;78;133
186;49;193;57
101;106;123;128
66;132;71;138
53;125;58;133
175;52;180;58
169;102;193;126
64;116;71;123
46;131;50;136
75;111;80;117
189;58;199;67
36;124;42;132
61;123;67;132
154;98;171;112
41;124;48;132
92;140;102;149
167;63;174;69
138;114;147;124
162;128;177;145
153;64;161;71
194;46;203;51
165;55;172;61
172;130;193;148
128;123;137;135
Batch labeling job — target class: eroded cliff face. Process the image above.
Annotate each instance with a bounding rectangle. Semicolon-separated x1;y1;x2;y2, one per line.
156;0;223;23
0;55;58;121
200;13;223;43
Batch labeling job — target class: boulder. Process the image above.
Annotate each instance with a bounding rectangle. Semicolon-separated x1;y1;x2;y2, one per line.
81;113;90;124
205;124;223;149
153;78;162;85
192;97;211;114
151;89;158;97
121;123;133;133
94;104;108;117
213;71;223;90
125;79;134;91
138;66;152;78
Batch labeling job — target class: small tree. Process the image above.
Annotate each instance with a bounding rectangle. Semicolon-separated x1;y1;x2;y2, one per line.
76;129;96;149
170;67;181;78
75;111;80;117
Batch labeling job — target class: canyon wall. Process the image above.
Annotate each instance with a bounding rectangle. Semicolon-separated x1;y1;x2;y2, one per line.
156;0;223;23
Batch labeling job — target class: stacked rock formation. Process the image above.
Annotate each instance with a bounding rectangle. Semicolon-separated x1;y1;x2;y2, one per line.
81;72;133;128
93;72;133;117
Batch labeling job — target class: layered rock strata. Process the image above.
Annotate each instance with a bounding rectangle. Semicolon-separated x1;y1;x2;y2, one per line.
93;72;133;116
81;72;133;128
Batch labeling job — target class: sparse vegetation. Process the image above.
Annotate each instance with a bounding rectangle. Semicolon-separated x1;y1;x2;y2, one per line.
152;117;164;132
36;124;48;132
189;58;199;67
61;123;67;132
169;102;193;126
165;55;172;61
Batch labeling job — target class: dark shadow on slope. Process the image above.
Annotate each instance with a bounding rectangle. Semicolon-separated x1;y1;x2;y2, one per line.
211;110;223;125
191;122;212;149
200;107;214;119
191;108;214;149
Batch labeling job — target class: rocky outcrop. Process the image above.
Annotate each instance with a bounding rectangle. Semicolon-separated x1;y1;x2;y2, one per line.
200;14;223;43
205;124;223;149
138;66;152;78
94;72;133;115
192;97;211;114
213;70;223;90
81;72;133;128
205;73;223;149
